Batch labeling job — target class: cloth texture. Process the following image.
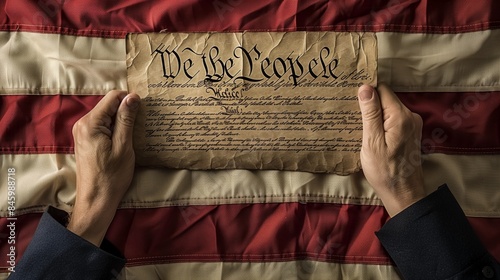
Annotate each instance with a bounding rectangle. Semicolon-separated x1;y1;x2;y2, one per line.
1;1;500;279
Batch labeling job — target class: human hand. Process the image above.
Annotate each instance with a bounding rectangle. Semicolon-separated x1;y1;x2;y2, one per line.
358;84;426;217
68;91;140;246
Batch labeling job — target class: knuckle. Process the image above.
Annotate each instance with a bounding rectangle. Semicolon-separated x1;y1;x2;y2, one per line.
395;111;417;130
72;119;83;137
413;113;423;127
392;115;407;130
72;122;78;137
361;105;381;120
107;90;127;100
117;113;135;127
72;116;91;139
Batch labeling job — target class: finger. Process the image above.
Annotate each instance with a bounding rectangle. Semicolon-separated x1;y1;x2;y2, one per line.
93;90;128;117
377;83;406;115
112;93;141;146
72;91;123;142
85;90;127;131
358;84;385;147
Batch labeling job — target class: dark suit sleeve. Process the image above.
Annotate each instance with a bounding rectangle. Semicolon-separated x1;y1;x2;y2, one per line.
376;185;500;280
8;207;125;280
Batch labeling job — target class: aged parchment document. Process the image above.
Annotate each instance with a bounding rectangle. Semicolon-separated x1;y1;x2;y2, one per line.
127;32;377;174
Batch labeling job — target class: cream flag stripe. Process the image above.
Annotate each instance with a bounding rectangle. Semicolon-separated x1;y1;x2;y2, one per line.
378;31;500;92
0;32;127;95
1;31;500;95
0;262;402;280
116;261;402;280
1;153;499;217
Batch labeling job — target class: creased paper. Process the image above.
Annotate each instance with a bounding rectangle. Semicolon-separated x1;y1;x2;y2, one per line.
127;32;377;174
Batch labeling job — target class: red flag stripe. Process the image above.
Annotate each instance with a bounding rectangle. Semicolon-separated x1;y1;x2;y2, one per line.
0;204;498;271
398;91;500;154
1;0;500;38
2;93;500;154
0;95;100;154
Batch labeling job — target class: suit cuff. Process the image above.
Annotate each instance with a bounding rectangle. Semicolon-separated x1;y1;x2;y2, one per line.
47;206;125;260
9;207;125;279
376;185;494;279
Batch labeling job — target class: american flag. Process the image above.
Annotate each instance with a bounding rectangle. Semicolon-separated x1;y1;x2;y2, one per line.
0;0;499;279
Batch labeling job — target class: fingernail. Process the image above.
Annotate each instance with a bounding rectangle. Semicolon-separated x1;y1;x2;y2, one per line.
358;89;373;102
126;96;140;110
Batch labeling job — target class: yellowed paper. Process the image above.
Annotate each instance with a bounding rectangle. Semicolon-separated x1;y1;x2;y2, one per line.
127;32;377;174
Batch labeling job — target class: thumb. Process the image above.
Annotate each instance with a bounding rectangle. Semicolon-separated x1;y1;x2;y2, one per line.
113;93;141;146
358;85;384;147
